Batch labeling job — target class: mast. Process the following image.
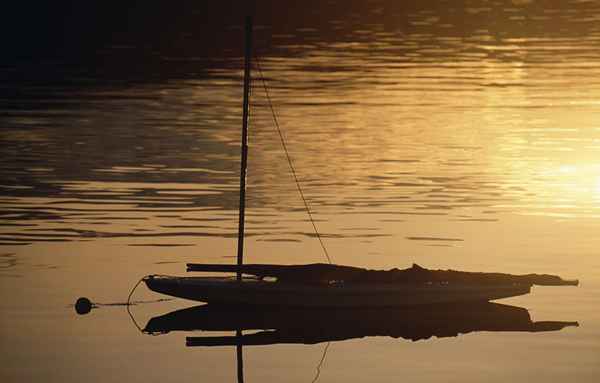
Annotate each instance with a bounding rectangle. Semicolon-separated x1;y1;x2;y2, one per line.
237;16;253;282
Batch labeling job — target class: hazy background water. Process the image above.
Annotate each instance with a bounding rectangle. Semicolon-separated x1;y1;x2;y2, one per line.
1;1;599;382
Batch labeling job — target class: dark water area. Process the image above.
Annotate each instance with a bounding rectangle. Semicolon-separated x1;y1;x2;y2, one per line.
1;1;599;382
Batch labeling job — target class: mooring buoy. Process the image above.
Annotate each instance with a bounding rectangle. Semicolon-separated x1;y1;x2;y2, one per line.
75;297;92;315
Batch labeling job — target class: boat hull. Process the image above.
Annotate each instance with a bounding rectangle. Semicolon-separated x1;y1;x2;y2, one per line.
144;276;531;307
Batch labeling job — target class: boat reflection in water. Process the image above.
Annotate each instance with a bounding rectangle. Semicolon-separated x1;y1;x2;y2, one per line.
144;302;578;346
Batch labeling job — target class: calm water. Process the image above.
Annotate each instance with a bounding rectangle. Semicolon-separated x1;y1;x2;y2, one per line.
1;1;599;381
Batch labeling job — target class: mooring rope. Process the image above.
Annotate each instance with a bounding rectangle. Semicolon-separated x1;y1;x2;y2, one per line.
126;275;150;333
254;55;332;265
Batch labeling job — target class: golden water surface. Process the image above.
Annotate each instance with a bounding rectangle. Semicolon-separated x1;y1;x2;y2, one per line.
1;1;599;382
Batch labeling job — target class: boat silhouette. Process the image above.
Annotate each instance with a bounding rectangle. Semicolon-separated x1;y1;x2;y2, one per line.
143;15;578;308
143;302;578;346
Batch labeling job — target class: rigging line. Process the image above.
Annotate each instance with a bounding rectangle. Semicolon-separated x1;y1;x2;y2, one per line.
311;342;331;383
254;55;333;265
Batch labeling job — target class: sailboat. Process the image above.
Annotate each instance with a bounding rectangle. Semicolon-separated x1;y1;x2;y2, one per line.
143;16;577;307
